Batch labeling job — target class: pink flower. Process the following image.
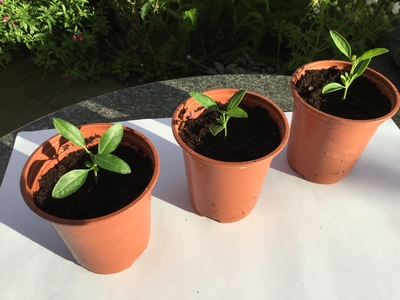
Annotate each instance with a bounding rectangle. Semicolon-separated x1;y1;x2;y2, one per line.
3;16;8;22
0;0;3;3
73;30;84;41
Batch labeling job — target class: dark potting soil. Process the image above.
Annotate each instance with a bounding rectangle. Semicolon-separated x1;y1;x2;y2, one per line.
178;103;281;162
295;67;392;119
34;144;154;220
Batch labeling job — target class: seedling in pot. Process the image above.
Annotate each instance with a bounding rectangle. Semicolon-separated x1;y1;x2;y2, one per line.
189;89;248;137
51;118;131;199
322;30;388;100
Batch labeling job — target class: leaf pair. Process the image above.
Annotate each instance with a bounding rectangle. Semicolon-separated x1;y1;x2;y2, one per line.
189;90;248;137
51;119;131;199
322;30;388;99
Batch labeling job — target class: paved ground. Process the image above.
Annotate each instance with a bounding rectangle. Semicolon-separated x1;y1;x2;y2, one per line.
0;57;126;137
1;39;400;138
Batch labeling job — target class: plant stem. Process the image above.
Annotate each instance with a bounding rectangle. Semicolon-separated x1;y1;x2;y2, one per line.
222;113;228;137
342;87;349;100
88;152;99;185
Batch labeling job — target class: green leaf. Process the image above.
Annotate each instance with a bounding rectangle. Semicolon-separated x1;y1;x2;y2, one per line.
330;30;352;59
226;89;246;111
358;48;388;62
53;118;86;148
353;58;371;80
189;92;219;110
226;107;248;118
341;72;350;82
94;154;131;174
215;116;224;125
52;169;89;199
340;74;348;86
140;2;153;20
98;123;123;154
183;8;197;25
322;83;345;94
210;125;224;136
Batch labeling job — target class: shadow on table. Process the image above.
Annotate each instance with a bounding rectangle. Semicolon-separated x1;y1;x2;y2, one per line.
0;116;200;264
122;118;198;215
0;144;76;262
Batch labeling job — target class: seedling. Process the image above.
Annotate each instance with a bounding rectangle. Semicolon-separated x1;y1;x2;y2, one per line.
189;89;248;137
322;30;388;99
51;118;131;199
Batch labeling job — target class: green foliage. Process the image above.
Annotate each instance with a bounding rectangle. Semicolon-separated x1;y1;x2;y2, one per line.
52;118;131;199
322;30;388;99
2;0;399;81
111;52;142;79
273;0;400;71
104;0;272;81
189;90;248;137
0;0;108;80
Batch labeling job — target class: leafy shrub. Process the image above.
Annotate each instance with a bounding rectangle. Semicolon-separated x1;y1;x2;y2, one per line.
1;0;399;81
104;0;273;81
273;0;400;70
0;0;108;80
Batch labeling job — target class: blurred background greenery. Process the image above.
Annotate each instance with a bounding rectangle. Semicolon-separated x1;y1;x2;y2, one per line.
1;0;399;84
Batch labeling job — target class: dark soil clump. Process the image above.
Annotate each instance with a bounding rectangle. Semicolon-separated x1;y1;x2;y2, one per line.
179;103;281;162
295;67;391;119
34;144;154;220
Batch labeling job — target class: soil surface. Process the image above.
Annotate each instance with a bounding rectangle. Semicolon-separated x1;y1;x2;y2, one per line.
295;67;392;119
34;144;154;220
178;103;281;162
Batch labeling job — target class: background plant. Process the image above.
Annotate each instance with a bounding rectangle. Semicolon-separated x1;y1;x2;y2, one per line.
105;0;400;78
1;0;399;82
0;0;109;80
83;0;283;81
100;0;274;81
273;0;400;71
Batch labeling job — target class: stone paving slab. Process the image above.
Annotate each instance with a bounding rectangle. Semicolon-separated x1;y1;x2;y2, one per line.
0;57;75;104
0;82;54;137
0;56;126;137
49;78;127;110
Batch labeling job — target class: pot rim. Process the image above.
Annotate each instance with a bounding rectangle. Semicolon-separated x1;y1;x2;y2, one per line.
171;88;290;166
20;123;160;225
290;60;400;123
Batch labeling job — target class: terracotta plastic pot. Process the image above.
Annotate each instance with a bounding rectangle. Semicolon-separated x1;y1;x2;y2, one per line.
172;89;289;223
287;60;400;184
20;123;160;274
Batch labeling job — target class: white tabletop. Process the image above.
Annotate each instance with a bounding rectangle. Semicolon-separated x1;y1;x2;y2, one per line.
1;113;400;300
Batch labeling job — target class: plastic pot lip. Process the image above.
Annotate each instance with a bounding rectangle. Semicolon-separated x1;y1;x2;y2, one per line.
171;88;290;166
290;60;400;123
20;123;160;225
